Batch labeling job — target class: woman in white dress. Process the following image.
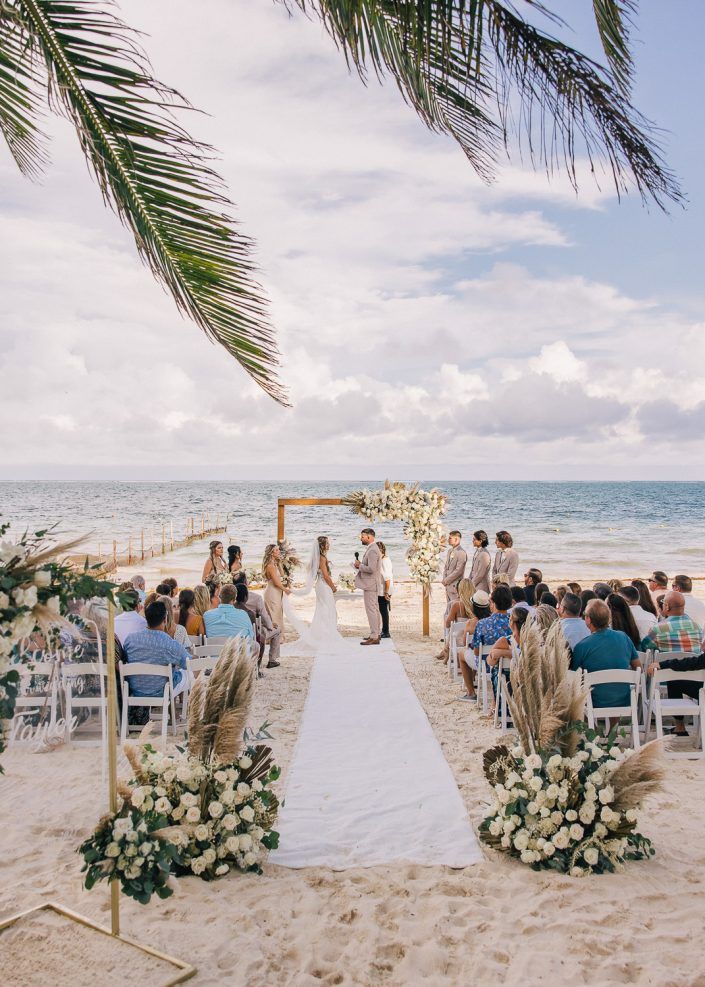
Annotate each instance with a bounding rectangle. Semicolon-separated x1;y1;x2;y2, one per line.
283;536;351;655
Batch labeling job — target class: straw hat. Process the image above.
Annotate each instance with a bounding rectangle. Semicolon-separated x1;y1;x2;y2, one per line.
472;590;490;607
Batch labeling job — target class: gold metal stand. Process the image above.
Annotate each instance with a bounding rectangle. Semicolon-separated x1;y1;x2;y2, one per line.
0;601;196;985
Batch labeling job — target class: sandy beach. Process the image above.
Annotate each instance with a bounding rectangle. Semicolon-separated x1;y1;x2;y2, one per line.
3;582;705;986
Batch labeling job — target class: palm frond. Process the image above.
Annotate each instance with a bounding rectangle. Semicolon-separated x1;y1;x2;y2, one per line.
591;0;637;95
6;0;287;403
289;1;681;207
0;7;48;176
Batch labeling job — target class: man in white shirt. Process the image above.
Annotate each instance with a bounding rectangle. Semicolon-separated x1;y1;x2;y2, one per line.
618;586;658;639
115;588;147;646
672;575;705;625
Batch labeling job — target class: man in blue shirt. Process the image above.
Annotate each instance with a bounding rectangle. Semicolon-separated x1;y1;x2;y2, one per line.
122;599;191;697
557;592;591;652
203;583;255;640
571;599;639;707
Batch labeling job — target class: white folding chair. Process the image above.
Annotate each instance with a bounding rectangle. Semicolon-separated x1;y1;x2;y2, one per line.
493;656;514;733
62;661;108;747
203;635;230;646
448;620;467;682
644;667;705;758
193;643;225;658
119;662;177;748
188;634;203;647
477;644;496;715
584;668;642;749
10;659;59;746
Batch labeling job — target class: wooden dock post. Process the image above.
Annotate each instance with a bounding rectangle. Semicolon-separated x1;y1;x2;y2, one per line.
140;529;144;561
112;540;117;567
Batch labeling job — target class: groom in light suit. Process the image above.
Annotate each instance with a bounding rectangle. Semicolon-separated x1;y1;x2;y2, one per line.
354;528;383;645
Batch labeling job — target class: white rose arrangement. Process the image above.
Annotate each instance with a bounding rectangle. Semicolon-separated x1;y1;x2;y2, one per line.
479;621;664;876
343;481;447;589
79;639;280;905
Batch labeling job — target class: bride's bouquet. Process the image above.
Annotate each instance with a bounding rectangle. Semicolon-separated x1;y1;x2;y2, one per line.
337;571;357;592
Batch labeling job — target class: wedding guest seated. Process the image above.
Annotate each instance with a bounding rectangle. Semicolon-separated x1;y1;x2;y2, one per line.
540;591;558;609
471;585;513;680
571;599;639;708
203;583;254;640
608;579;623;592
234;582;263;661
157;595;192;651
593;582;612;601
192;584;212;624
487;606;530;667
155;582;173;597
648;570;669;606
640;591;703;654
618;585;659;638
534;582;550;606
492;572;511;590
457;590;491;701
580;589;597;616
631;579;658;620
606;593;641;649
206;580;221;608
130;574;146;603
162;577;178;600
647;648;705;735
243;582;281;669
567;582;582;596
672;575;705;625
177;589;205;637
122;600;191;698
437;578;475;663
555;585;568;606
557;592;590;651
115;587;146;646
523;568;543;606
511;586;530;610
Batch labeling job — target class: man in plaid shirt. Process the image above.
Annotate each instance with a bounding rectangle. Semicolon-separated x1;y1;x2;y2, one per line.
640;591;703;653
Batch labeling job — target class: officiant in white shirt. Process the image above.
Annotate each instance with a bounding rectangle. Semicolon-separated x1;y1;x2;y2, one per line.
377;542;394;639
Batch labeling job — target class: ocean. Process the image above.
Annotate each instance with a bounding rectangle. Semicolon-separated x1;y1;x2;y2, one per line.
1;480;703;581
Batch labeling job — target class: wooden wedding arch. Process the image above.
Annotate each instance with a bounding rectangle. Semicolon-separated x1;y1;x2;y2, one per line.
276;497;431;636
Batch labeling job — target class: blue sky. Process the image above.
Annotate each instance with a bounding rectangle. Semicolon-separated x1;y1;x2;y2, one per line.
0;1;704;480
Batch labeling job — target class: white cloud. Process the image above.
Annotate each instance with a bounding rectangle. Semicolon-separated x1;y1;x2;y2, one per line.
0;0;701;476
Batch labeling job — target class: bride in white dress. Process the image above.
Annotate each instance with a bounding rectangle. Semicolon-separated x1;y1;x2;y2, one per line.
283;536;352;656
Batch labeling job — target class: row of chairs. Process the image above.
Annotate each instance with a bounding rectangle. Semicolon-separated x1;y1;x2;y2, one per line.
445;619;705;757
10;629;256;751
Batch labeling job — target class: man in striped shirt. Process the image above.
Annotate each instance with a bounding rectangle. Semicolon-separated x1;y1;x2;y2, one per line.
640;591;703;654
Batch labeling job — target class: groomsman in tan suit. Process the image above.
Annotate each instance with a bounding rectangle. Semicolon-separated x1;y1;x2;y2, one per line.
441;530;468;617
354;528;383;645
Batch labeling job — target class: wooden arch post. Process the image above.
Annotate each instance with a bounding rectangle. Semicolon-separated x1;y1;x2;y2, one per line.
276;498;431;636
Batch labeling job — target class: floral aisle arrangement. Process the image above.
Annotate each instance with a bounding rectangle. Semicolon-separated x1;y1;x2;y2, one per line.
0;521;119;765
78;639;280;904
277;539;301;589
479;623;664;875
343;481;447;590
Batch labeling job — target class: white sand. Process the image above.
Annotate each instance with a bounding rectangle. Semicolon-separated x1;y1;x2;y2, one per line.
2;584;705;986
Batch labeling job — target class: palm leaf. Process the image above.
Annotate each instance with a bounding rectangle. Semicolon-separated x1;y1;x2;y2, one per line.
591;0;636;96
4;0;287;403
0;7;48;176
289;1;681;207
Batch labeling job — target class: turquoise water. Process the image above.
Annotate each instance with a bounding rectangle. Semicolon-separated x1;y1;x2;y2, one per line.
1;480;703;580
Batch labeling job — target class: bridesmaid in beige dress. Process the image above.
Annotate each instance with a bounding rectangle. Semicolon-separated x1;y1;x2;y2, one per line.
262;543;289;632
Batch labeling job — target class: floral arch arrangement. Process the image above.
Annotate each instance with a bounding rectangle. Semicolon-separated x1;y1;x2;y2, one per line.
343;481;447;590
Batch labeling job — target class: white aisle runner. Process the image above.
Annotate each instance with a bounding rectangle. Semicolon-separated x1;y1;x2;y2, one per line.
270;641;483;869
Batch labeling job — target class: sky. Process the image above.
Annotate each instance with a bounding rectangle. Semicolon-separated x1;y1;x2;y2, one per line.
1;0;704;481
